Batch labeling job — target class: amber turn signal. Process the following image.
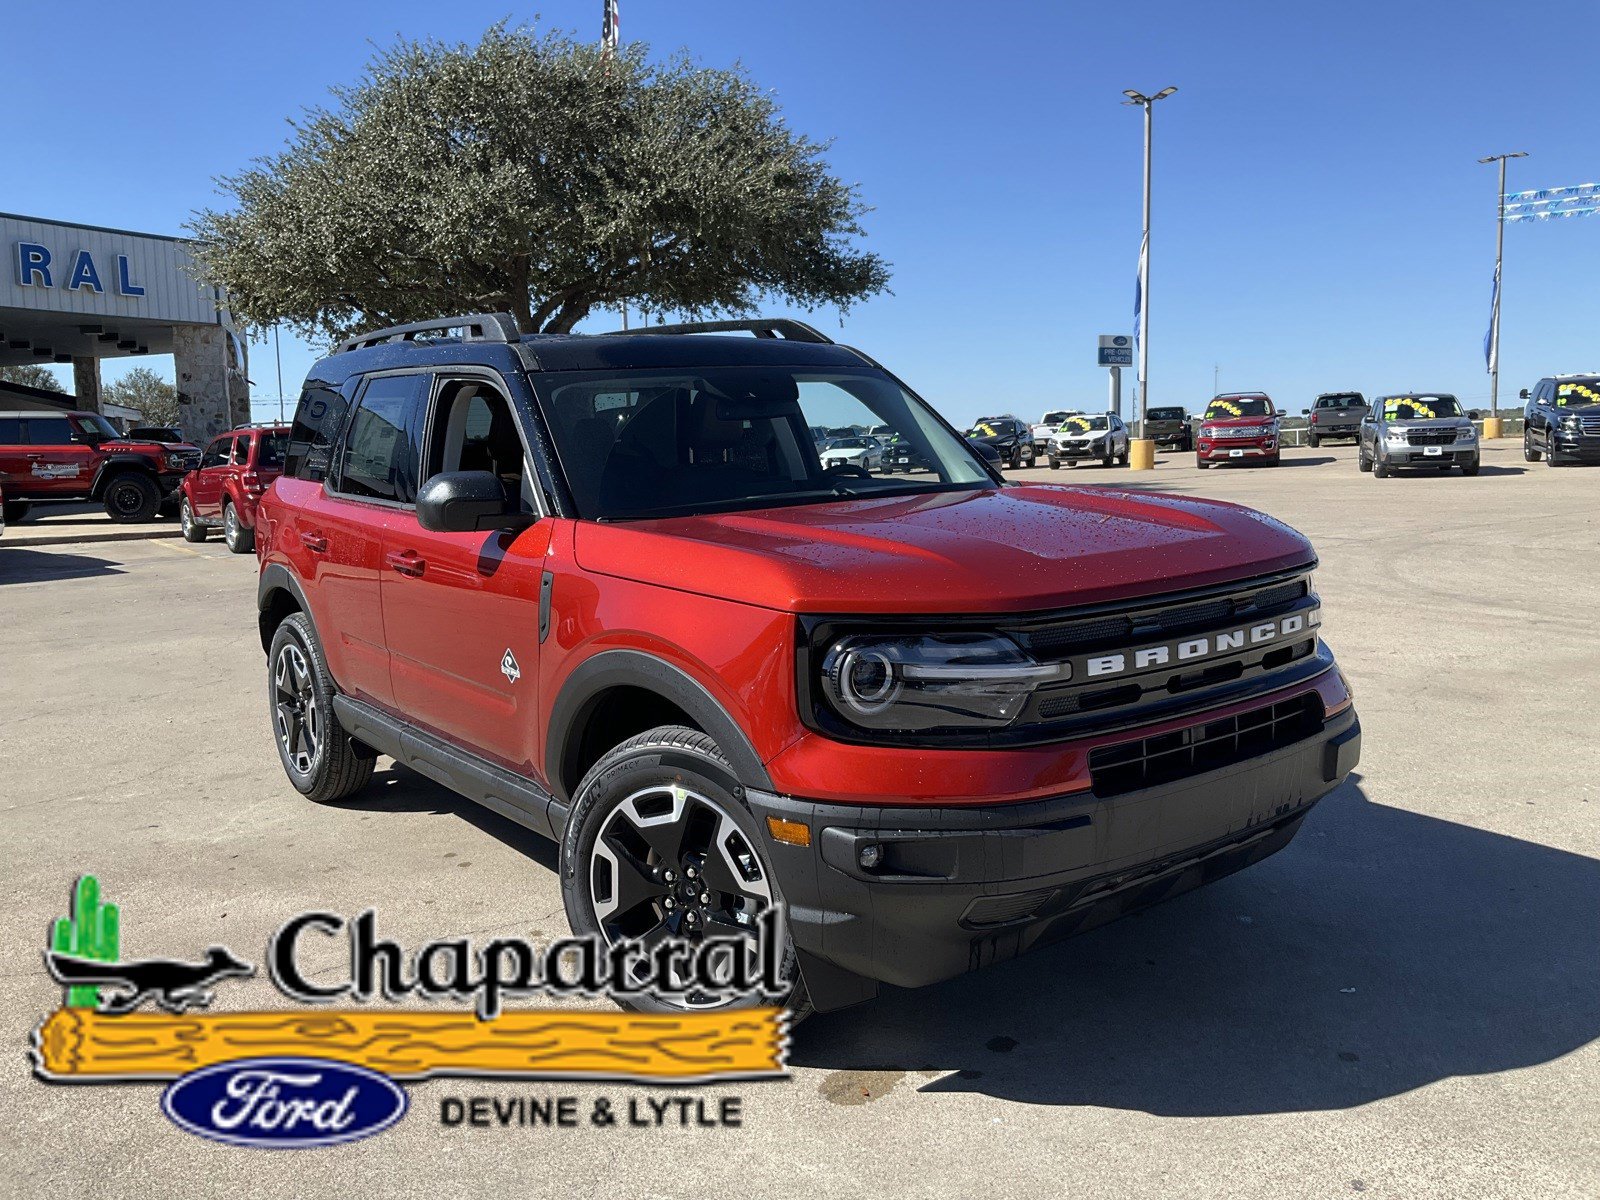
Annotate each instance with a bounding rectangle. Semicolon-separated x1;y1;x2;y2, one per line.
765;816;811;847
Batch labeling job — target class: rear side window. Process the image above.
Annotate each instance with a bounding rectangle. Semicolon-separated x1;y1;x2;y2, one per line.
257;430;289;470
286;383;352;483
0;418;21;443
24;417;74;445
335;374;424;503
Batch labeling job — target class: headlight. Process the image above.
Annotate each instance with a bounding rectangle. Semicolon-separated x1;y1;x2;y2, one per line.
1200;424;1216;437
164;453;186;469
1386;429;1409;443
819;633;1068;731
1562;415;1582;431
1457;425;1478;440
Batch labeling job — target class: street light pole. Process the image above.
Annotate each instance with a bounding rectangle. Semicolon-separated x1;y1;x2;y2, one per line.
1123;86;1176;469
1478;150;1526;436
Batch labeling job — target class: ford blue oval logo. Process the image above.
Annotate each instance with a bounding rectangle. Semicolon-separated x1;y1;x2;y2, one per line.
161;1057;407;1148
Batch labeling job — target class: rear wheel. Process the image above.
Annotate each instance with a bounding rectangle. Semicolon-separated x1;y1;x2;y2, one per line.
562;726;809;1020
1308;432;1320;448
2;499;31;524
102;473;159;522
223;501;254;553
268;612;374;804
180;497;207;542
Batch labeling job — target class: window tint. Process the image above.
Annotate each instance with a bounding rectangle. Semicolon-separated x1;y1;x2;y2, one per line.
423;380;533;513
286;383;352;483
336;375;423;503
257;431;289;470
201;437;233;469
0;418;21;443
25;417;74;445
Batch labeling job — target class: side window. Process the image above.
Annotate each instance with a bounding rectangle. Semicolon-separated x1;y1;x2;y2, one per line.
258;430;288;470
335;374;424;503
200;436;233;469
24;417;74;446
423;379;534;513
0;418;21;443
286;383;352;483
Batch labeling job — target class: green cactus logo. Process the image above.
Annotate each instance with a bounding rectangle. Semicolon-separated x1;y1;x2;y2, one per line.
50;876;119;1007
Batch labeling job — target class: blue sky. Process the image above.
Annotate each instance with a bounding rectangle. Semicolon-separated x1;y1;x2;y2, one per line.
8;0;1598;425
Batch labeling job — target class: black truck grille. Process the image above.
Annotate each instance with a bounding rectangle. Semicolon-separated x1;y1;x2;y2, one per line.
1406;429;1456;446
1088;694;1323;797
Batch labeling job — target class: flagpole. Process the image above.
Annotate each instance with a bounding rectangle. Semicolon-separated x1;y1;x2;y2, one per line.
1478;150;1526;438
1122;87;1176;470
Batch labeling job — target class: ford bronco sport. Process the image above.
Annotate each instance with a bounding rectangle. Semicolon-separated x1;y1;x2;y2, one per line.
0;409;200;522
255;314;1360;1017
1358;394;1481;477
179;423;291;552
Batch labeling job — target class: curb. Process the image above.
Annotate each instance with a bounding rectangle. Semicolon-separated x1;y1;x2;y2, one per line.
3;525;182;549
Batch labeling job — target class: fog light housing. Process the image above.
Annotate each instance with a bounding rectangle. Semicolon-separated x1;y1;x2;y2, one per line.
858;843;883;870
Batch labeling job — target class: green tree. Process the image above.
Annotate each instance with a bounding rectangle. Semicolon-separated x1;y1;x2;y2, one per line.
0;364;67;393
103;367;180;425
190;24;890;341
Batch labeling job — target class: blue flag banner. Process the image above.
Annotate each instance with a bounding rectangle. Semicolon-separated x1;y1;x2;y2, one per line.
1484;262;1500;375
1133;232;1147;352
1505;205;1600;223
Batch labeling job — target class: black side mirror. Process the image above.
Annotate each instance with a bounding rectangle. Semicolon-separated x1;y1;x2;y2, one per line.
1518;389;1530;400
1468;410;1481;421
417;471;533;533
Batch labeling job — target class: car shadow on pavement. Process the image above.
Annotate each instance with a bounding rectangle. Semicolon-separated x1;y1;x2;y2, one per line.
328;762;560;873
791;778;1600;1115
0;548;124;585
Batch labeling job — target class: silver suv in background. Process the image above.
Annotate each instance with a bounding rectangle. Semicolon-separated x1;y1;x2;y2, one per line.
1358;394;1481;477
1047;412;1129;468
1305;392;1369;446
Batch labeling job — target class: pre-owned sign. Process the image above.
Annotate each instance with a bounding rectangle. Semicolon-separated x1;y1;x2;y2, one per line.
1098;335;1133;367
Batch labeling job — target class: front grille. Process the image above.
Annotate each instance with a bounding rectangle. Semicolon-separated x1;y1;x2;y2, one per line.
1088;694;1324;797
1406;429;1456;446
1214;426;1265;439
1019;575;1309;659
1579;416;1600;437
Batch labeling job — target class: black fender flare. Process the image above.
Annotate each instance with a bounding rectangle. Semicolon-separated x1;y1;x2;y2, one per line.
257;562;314;653
545;649;773;803
90;455;161;500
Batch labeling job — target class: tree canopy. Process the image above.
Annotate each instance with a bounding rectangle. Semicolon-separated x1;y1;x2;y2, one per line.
190;24;890;341
0;364;66;393
103;367;180;424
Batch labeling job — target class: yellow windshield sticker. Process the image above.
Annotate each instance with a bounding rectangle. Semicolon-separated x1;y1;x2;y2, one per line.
1557;383;1598;405
973;423;997;437
1207;400;1243;418
1063;417;1093;432
1385;399;1437;419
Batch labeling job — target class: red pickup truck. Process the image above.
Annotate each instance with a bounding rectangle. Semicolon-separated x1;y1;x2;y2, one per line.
255;315;1360;1019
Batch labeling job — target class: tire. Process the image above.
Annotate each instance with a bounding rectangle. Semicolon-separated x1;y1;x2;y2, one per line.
561;725;810;1022
1119;444;1129;466
1358;445;1372;472
222;501;255;553
1101;442;1115;468
1308;433;1320;448
180;497;208;542
1547;440;1564;467
1196;458;1210;469
1523;431;1541;462
102;473;160;522
1461;456;1481;477
2;499;31;524
267;612;375;804
1373;455;1390;479
1048;456;1059;470
1008;445;1021;470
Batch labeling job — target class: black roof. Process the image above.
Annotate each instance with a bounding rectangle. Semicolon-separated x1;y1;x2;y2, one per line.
521;333;870;373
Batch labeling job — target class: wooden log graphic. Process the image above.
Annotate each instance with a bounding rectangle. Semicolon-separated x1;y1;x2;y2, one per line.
33;1007;787;1084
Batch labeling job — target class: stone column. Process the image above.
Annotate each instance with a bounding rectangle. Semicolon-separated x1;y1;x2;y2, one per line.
72;357;102;414
172;324;250;444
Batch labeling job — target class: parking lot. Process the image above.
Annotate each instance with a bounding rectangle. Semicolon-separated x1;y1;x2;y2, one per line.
3;439;1596;1199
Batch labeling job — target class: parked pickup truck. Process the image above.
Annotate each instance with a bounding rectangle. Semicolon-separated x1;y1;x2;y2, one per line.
256;313;1360;1020
1304;393;1369;446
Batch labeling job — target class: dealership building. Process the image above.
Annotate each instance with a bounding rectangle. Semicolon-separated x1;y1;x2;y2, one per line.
1;213;248;440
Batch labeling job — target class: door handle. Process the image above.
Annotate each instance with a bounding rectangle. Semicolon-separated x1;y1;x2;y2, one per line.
300;532;329;553
26;454;42;460
385;550;426;578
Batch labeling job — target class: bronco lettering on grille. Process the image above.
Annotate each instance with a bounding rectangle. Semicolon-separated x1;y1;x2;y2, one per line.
1083;608;1319;679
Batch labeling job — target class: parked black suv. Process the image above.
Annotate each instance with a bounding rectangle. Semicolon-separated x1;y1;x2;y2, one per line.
1523;375;1600;466
964;415;1035;469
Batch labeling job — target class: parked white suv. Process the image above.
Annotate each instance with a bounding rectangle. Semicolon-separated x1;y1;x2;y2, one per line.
1047;413;1129;469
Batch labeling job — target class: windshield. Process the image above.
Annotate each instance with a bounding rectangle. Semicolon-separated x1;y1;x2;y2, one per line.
74;413;122;440
1146;408;1185;421
1041;411;1071;424
1555;379;1600;406
1204;396;1272;420
825;437;871;450
1382;396;1462;420
1059;415;1109;433
537;367;992;521
1316;394;1363;409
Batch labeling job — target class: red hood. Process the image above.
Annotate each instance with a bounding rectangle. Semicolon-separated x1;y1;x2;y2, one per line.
573;485;1314;614
1200;415;1277;428
104;438;200;453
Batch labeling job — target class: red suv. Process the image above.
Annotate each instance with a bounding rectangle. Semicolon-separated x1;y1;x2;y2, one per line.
1195;393;1282;468
255;316;1359;1018
179;424;290;552
0;409;200;523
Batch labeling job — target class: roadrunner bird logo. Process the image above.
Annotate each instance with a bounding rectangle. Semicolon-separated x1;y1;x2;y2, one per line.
501;648;521;683
45;946;256;1015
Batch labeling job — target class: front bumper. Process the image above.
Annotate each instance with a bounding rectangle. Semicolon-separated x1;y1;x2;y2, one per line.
1198;440;1277;460
1051;440;1109;458
156;469;188;496
749;705;1360;1011
1552;434;1600;461
1380;443;1477;466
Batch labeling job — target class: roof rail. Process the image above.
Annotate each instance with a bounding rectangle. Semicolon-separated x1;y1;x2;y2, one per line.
230;421;290;430
607;318;835;344
333;313;521;355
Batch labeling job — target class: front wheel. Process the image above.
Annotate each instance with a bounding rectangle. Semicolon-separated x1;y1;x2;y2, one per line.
562;726;808;1019
102;473;160;522
267;612;374;804
1461;456;1481;476
1358;445;1373;472
1007;445;1021;470
1523;431;1541;462
1373;455;1390;478
1047;456;1060;470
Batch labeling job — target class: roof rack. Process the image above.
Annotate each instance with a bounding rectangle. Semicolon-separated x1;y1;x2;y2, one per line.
606;318;835;344
333;313;521;355
230;421;290;430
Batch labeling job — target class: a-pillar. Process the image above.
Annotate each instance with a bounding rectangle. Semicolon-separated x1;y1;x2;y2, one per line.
173;324;249;444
